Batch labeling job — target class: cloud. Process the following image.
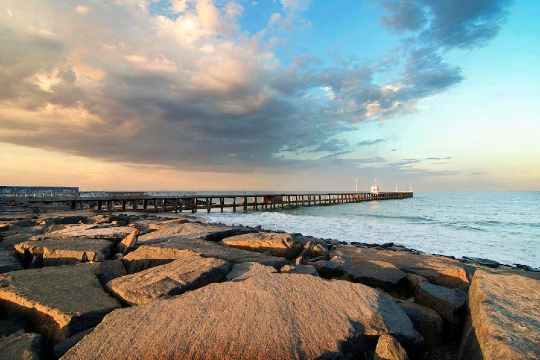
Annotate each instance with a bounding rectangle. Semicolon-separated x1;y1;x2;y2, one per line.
356;138;386;147
380;0;512;48
0;0;510;174
425;156;452;160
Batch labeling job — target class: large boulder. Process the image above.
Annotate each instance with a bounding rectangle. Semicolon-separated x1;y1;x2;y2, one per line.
45;225;137;242
222;232;304;258
409;275;467;326
0;249;22;273
459;270;540;360
138;220;254;244
62;273;421;359
331;246;470;289
332;248;406;290
123;240;287;274
14;238;114;266
374;334;409;360
0;223;10;232
0;264;121;341
0;332;43;360
106;255;230;305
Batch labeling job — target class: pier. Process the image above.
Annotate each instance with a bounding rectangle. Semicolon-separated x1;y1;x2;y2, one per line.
2;190;413;213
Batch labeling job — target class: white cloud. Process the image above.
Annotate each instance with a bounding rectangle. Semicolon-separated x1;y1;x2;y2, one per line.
75;5;90;15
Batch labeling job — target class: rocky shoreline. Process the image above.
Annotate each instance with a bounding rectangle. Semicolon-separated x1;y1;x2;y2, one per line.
0;210;539;359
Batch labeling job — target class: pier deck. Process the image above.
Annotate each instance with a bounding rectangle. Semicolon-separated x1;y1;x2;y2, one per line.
11;191;413;213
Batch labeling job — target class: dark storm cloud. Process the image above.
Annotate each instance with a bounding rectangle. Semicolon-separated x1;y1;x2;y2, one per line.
380;0;513;48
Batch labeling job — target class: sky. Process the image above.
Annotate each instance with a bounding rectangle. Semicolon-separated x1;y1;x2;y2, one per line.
0;0;539;191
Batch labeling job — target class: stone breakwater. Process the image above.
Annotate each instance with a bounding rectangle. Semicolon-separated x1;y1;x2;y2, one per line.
0;211;538;360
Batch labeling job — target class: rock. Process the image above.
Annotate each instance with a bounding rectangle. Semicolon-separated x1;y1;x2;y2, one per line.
92;260;127;285
0;249;22;273
281;264;319;276
122;247;201;273
62;273;421;359
331;246;470;289
332;248;407;290
0;332;43;360
0;264;121;341
309;259;343;278
222;232;303;258
398;301;443;348
116;229;139;254
124;239;287;273
54;329;93;358
374;334;409;360
106;255;230;305
300;240;329;259
462;256;500;269
138;220;253;244
459;270;540;360
46;225;137;241
0;223;10;232
226;262;276;281
409;275;467;326
14;238;114;266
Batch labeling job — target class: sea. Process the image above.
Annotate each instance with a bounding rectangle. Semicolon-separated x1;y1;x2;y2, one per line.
193;192;540;268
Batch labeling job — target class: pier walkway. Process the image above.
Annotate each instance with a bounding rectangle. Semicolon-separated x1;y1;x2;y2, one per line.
8;191;413;213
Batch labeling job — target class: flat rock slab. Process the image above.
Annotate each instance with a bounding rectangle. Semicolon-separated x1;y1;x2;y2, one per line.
331;246;470;289
138;221;254;244
46;225;136;241
107;255;230;305
0;249;22;273
222;232;303;258
0;332;43;360
459;270;540;360
333;248;406;290
15;238;114;266
124;239;287;273
0;264;121;341
63;273;421;360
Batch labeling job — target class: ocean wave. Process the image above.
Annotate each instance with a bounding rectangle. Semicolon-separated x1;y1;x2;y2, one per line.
352;213;435;223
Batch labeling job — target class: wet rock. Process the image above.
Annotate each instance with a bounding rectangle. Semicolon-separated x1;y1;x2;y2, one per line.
62;273;421;359
0;264;121;341
459;270;540;360
138;220;253;244
0;249;22;273
222;232;303;258
46;225;136;242
409;275;467;326
0;332;43;360
374;334;409;360
331;246;470;289
332;248;407;290
226;262;276;281
106;255;230;305
398;301;443;348
14;238;114;266
462;257;500;269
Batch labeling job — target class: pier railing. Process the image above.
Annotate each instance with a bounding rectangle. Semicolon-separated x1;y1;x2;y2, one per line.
18;191;413;213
